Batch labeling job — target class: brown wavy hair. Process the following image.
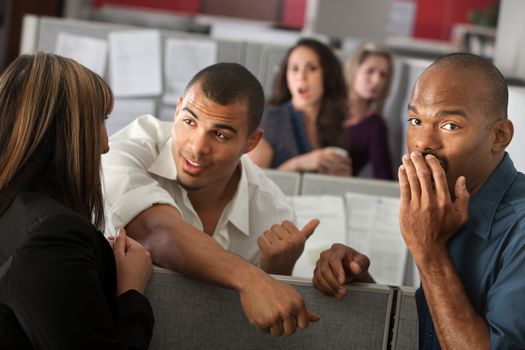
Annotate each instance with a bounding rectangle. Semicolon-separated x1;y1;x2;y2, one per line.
0;53;113;230
269;38;348;147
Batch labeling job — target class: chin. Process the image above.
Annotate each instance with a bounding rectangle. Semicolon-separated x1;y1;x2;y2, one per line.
177;178;203;192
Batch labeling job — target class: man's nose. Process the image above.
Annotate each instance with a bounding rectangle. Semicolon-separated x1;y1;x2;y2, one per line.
190;132;211;156
410;126;442;152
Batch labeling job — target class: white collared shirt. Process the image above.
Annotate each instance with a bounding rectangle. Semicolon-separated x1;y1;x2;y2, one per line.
102;115;294;264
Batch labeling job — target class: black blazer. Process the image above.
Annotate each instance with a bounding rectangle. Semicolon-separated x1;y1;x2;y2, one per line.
0;192;154;349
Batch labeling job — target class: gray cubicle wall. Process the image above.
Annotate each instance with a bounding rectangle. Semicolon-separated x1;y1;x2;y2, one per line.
301;173;400;197
145;267;394;350
392;287;419;350
262;168;302;196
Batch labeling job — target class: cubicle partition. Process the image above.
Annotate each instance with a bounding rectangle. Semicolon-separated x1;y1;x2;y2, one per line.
301;173;400;197
262;168;302;196
392;287;419;350
144;267;420;350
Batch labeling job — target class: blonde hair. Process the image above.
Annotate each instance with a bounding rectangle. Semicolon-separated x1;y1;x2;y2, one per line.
0;53;113;229
344;42;393;115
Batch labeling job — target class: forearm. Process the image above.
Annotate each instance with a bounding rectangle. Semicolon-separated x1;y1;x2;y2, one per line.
416;250;489;350
277;155;303;172
126;205;267;292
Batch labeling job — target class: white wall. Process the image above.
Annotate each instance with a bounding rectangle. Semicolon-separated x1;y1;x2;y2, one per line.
494;0;525;80
507;86;525;173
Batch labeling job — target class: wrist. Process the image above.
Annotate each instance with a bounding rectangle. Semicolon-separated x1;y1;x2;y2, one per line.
231;263;269;293
412;245;450;274
292;155;304;172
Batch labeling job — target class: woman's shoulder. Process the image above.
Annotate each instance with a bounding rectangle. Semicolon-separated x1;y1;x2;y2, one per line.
7;192;96;239
350;113;388;131
0;192;101;266
263;102;293;119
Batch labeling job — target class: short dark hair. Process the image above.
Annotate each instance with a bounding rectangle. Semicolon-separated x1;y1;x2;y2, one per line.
269;38;348;148
185;62;264;134
427;52;508;120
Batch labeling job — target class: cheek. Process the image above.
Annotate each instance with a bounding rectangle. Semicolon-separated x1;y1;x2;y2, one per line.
286;72;296;88
100;126;109;154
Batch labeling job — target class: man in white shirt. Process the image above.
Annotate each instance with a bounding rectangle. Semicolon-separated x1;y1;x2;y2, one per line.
103;63;320;336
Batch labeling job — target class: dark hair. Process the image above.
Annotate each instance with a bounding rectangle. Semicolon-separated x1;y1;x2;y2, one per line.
269;38;348;147
185;62;265;134
428;52;508;120
0;53;113;229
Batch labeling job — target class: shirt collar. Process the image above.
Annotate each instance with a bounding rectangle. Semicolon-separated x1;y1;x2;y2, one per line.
148;137;178;180
224;156;251;237
466;153;518;240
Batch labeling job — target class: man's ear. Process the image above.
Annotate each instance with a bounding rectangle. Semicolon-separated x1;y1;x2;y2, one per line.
245;129;264;154
174;97;183;120
491;119;514;152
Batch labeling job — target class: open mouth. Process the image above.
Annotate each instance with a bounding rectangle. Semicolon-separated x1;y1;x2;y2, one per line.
182;156;209;176
297;86;309;95
421;150;448;172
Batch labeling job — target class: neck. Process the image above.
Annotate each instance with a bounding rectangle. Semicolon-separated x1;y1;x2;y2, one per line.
188;164;241;214
465;153;505;197
347;94;373;125
292;99;320;124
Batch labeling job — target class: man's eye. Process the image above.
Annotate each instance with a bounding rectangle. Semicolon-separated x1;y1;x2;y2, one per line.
442;122;460;131
183;119;193;125
215;131;229;140
408;118;421;126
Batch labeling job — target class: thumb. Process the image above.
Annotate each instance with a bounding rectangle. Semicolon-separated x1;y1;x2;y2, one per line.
454;176;470;223
347;252;370;278
114;227;127;255
307;309;321;322
301;219;320;239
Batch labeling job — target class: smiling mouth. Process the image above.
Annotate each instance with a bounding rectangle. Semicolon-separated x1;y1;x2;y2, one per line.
180;155;210;177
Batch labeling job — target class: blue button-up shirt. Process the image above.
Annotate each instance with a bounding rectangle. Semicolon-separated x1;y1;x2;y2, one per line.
416;153;525;349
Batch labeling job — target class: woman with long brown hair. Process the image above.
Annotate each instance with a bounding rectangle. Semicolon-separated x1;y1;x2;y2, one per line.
0;53;154;349
249;38;351;176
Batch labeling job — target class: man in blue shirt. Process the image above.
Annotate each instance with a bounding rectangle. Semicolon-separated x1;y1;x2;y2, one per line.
313;53;525;348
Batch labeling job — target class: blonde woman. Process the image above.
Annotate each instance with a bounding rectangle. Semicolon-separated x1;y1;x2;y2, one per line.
344;42;394;179
0;53;153;349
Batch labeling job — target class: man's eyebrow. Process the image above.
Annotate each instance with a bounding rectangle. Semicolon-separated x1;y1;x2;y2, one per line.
182;107;198;119
407;105;467;118
182;107;238;134
435;109;467;118
214;123;238;135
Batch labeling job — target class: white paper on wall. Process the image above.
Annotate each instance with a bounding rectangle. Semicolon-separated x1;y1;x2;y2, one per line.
163;38;217;105
345;193;407;286
289;192;408;286
55;32;108;76
290;195;346;279
108;30;162;97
